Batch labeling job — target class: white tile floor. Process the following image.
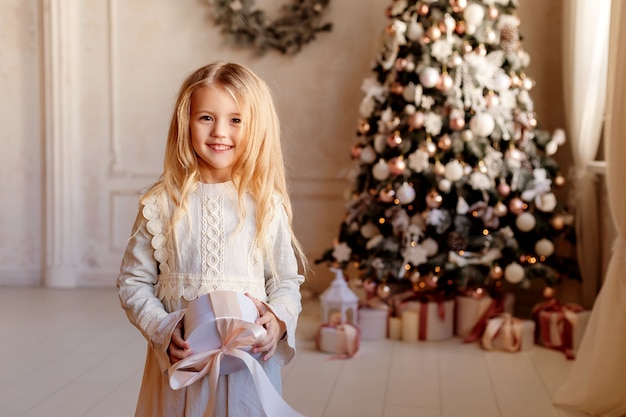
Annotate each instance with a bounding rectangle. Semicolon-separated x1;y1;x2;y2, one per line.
0;287;591;417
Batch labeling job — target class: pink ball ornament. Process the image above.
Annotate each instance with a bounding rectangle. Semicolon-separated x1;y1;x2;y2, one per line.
497;182;511;197
449;115;466;131
387;132;402;148
395;58;408;72
436;73;454;92
388;157;406;175
509;197;525;215
504;262;525;284
408;111;425;129
350;144;363;159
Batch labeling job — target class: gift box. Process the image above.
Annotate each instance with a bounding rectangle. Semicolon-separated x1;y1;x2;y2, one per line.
357;298;390;340
315;323;360;357
168;291;305;416
456;291;515;341
481;313;535;352
398;299;455;342
532;299;590;360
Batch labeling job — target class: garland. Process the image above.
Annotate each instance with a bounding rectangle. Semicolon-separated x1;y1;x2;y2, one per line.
205;0;333;55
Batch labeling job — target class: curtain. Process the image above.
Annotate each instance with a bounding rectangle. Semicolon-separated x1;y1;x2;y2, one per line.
561;0;611;308
553;1;626;415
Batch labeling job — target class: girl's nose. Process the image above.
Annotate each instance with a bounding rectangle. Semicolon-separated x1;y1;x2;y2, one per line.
211;120;227;138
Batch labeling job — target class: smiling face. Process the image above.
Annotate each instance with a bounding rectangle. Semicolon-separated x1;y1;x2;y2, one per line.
190;84;243;183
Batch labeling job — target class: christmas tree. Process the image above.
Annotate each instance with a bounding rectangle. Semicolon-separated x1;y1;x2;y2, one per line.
317;0;578;298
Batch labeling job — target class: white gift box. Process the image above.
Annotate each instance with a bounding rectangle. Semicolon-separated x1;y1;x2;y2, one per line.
481;314;535;352
316;324;360;357
357;307;388;340
399;299;455;342
455;292;515;338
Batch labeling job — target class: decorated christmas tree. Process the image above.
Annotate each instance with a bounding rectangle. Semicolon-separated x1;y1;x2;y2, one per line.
317;0;578;299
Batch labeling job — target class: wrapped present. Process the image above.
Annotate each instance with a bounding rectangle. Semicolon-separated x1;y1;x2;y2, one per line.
532;298;590;360
481;313;535;352
358;297;390;340
456;290;515;342
397;296;455;342
168;291;305;417
315;323;360;358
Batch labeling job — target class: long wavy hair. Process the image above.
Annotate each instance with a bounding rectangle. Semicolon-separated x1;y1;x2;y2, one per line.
142;62;307;274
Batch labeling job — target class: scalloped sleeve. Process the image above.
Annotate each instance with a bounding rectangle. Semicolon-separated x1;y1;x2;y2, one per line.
116;196;184;372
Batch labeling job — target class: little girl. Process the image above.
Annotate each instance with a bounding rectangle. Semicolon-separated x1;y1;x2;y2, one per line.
117;62;307;417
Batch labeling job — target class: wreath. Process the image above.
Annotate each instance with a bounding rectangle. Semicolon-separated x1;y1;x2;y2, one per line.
205;0;333;55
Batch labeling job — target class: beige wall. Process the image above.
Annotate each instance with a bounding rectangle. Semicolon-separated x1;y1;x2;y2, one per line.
0;0;569;293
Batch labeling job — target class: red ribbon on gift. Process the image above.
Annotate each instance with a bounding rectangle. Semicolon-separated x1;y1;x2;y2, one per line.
395;290;451;341
463;292;509;343
531;298;584;360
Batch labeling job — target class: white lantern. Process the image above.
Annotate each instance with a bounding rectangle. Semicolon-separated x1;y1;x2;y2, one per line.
320;268;359;325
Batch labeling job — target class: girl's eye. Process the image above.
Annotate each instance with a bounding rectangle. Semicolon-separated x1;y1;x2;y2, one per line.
200;115;213;121
232;118;242;124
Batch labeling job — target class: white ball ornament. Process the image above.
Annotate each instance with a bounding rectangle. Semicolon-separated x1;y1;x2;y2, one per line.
397;182;416;204
504;262;525;284
535;239;555;257
422;238;439;257
493;73;512;92
372;160;390;180
438;178;452;193
360;146;377;163
464;3;485;26
469;112;496;137
535;192;557;212
420;67;441;89
360;222;379;239
444;160;465;182
515;212;536;232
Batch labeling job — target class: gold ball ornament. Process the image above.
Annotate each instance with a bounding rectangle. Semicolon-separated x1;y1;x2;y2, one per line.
550;215;565;230
377;283;391;300
427;25;442;41
387;132;402;148
426;190;443;208
433;160;446;176
494;201;508;217
438;134;452;151
543;286;555;299
379;188;396;203
491;264;503;279
358;119;370;134
554;174;566;187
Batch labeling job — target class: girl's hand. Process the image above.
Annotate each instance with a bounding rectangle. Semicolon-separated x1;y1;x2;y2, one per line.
246;293;286;361
168;320;192;365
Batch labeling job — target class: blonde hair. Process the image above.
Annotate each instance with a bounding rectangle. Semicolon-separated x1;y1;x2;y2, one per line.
142;62;307;274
